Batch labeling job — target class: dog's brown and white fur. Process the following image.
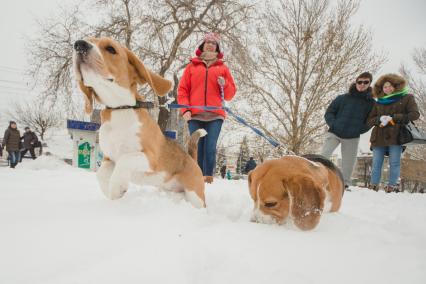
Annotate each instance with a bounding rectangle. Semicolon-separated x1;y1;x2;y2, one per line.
73;37;206;208
248;155;344;230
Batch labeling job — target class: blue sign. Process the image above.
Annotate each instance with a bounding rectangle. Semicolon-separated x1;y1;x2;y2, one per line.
67;119;100;131
165;130;177;140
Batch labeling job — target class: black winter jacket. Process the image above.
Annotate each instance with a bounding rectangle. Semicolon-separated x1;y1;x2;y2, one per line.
21;131;38;149
244;159;257;174
324;84;375;139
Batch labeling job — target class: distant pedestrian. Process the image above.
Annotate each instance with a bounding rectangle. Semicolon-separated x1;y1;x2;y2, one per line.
226;169;232;180
244;157;257;174
3;121;21;168
220;164;227;179
20;127;39;160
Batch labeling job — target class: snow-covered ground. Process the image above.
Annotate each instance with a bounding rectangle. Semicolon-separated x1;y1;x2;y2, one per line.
1;154;426;284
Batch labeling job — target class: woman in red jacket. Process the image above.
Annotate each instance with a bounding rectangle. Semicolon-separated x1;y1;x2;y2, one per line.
177;32;236;183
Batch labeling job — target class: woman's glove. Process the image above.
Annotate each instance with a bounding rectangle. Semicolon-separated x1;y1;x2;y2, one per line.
379;115;394;127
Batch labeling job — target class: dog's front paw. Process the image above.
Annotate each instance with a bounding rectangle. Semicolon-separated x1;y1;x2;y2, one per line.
108;181;128;200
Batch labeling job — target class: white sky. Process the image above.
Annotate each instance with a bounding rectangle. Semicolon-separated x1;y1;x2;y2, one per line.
1;0;425;95
351;0;426;74
1;0;425;78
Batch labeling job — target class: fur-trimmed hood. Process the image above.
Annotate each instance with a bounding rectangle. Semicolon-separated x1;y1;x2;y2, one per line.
373;74;407;98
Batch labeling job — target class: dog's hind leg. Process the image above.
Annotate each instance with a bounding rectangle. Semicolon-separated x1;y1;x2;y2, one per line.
177;170;206;208
97;158;115;199
184;189;205;208
108;152;151;200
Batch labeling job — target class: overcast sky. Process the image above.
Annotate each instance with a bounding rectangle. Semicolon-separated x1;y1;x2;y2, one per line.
1;0;425;93
0;0;425;152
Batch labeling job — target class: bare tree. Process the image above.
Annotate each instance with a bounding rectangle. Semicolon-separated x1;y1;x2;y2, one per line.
27;5;90;118
8;100;63;141
249;136;279;163
413;48;426;74
137;1;253;130
27;0;254;131
400;47;426;161
233;0;385;154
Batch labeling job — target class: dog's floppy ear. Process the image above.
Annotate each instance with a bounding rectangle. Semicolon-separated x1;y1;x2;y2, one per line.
248;171;256;201
78;81;94;114
126;48;172;96
248;164;269;201
284;176;325;231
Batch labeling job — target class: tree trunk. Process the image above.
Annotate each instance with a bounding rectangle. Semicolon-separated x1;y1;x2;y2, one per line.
157;97;170;132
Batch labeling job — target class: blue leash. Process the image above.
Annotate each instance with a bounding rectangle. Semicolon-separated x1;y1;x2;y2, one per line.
166;83;281;148
222;106;280;148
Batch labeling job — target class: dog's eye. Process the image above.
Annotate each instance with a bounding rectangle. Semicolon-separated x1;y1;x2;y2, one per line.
264;202;278;208
105;46;117;54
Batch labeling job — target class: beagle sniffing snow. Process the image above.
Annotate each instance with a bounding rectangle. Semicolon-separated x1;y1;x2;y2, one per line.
248;154;344;230
73;37;206;208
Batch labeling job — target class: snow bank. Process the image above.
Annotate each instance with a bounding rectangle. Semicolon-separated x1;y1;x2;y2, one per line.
17;155;73;171
0;163;425;284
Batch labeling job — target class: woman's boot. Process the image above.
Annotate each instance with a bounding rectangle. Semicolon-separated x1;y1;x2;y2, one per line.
384;185;393;193
368;184;379;192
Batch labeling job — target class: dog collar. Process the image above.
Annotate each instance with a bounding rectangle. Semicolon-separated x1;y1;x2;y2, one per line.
106;100;155;110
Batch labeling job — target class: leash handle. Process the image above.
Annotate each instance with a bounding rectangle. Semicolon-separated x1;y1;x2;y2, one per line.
218;78;225;106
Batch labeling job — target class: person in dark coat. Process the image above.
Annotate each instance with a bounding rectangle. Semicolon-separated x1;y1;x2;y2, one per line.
321;72;375;188
3;121;21;168
20;127;38;160
220;164;227;179
367;74;420;193
244;157;257;174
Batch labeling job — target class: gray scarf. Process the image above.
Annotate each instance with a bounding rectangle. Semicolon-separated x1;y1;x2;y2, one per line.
199;51;218;66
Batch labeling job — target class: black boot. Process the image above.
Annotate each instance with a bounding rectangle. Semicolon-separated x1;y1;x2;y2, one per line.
384;185;393;193
392;185;400;193
368;184;379;192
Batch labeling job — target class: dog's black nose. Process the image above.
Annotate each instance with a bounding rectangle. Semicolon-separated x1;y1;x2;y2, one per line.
74;40;92;53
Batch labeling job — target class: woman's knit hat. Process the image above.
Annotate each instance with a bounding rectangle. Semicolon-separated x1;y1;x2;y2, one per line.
196;32;224;59
203;32;220;44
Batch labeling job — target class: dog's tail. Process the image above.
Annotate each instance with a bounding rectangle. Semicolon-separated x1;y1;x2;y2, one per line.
188;129;207;161
302;154;345;194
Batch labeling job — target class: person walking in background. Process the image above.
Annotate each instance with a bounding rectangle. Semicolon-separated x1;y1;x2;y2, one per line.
226;169;232;180
220;164;227;179
244;157;257;174
3;121;21;168
367;74;420;193
177;32;237;184
20;127;38;160
321;72;375;189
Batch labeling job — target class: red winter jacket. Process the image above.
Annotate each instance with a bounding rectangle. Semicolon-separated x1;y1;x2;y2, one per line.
177;57;237;118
